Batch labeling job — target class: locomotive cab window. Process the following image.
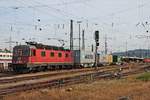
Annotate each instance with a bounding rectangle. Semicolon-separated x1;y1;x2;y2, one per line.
31;49;36;56
18;49;23;56
41;51;46;57
58;53;62;57
50;52;54;57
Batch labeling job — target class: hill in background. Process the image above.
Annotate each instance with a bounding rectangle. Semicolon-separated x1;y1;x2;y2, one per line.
113;49;150;58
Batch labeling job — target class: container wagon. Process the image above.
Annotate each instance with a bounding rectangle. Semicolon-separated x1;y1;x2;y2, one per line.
74;50;95;67
98;54;119;65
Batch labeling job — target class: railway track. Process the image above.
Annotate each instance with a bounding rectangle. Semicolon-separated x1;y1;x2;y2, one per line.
0;65;118;84
122;65;150;77
0;63;143;83
0;64;149;96
0;71;112;96
0;72;15;78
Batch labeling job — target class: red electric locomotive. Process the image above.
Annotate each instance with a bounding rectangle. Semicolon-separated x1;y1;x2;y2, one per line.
12;42;74;72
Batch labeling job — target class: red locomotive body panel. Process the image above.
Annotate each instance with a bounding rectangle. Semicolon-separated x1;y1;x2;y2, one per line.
29;48;73;64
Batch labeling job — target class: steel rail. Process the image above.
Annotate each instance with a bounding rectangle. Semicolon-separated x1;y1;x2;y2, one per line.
0;65;149;96
0;66;118;84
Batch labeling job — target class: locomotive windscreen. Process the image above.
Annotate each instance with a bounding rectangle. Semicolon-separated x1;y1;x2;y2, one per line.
13;45;30;56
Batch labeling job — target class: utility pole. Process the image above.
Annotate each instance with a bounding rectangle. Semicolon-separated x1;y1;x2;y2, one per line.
70;20;73;50
5;25;15;52
77;21;82;51
92;44;94;52
5;36;17;52
82;29;85;51
104;34;108;55
77;21;82;66
125;41;128;57
9;25;12;52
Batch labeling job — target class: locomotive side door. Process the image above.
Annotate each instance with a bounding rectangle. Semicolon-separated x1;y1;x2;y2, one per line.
30;49;37;63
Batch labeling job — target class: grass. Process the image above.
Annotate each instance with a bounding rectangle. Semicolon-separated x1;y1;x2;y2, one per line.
3;78;150;100
136;72;150;81
3;72;150;100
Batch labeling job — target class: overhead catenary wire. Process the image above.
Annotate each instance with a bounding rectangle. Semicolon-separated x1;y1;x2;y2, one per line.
0;0;93;22
0;0;150;51
0;0;148;29
16;0;69;22
27;0;84;20
1;0;70;34
89;0;150;21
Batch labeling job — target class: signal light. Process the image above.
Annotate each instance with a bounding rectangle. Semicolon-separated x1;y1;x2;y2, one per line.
95;31;99;41
96;42;99;46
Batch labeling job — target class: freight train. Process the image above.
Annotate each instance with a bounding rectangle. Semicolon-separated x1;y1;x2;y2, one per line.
11;41;148;73
11;42;95;73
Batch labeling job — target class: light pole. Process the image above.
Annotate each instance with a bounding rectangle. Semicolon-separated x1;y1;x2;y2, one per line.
77;21;82;51
70;20;73;50
77;21;82;67
125;41;128;57
135;35;150;58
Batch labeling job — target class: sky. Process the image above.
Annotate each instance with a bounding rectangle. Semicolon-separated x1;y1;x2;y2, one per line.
0;0;150;53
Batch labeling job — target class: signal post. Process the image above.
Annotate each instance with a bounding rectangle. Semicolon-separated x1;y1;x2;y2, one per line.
94;30;99;69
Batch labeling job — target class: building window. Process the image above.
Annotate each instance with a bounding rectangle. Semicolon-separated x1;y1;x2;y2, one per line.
50;52;54;57
65;54;69;58
58;53;62;57
41;51;46;57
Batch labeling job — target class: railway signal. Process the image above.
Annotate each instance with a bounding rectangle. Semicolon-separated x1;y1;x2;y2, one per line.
94;30;99;69
95;30;99;42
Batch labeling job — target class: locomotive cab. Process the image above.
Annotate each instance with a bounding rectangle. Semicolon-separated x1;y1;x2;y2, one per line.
12;45;31;72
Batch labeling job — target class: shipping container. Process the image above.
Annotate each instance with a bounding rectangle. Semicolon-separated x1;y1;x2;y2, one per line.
98;54;119;65
105;54;113;64
74;50;95;67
